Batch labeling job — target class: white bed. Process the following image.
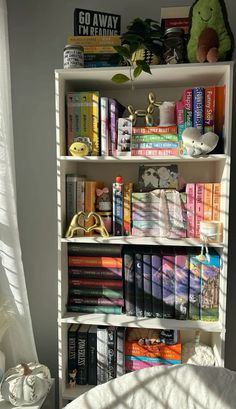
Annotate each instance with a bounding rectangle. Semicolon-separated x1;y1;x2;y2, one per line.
63;364;236;409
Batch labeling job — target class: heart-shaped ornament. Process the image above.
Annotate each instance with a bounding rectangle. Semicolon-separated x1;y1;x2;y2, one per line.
182;127;219;157
65;211;109;238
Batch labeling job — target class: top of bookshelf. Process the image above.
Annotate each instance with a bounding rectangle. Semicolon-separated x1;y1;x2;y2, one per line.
55;62;234;89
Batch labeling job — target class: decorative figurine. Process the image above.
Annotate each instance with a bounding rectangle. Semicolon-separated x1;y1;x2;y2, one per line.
182;127;219;157
65;211;109;238
69;137;92;156
127;92;162;126
96;187;112;211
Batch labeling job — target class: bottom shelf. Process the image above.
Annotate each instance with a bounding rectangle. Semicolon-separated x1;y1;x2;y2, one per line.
62;385;93;401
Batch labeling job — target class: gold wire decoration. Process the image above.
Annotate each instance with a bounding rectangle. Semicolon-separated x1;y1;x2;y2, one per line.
65;211;109;238
127;92;162;126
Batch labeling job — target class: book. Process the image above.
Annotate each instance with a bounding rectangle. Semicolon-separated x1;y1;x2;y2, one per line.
66;92;100;155
68;256;122;268
175;248;189;320
68;278;123;289
161;6;190;34
214;86;225;154
116;327;125;377
204;86;216;133
107;326;117;380
131;142;179;149
192;87;204;135
108;98;126;155
165;191;187;239
195;183;204;238
123;182;133;236
66;174;86;237
88;326;97;385
201;249;220;321
67;305;122;314
186;183;195;238
76;324;90;385
67;35;121;46
124;247;135;316
212;183;221;221
203;183;213;221
68;243;123;256
112;178;124;236
68;297;124;306
67;324;78;385
69;287;123;298
97;326;108;384
100;96;109;156
117;117;132;155
151;252;163;318
74;9;121;36
68;267;122;280
84;180;104;235
189;251;201;320
131;148;179;156
132;126;177;135
143;252;152;318
162;249;175;319
134;252;143;317
131;134;179;143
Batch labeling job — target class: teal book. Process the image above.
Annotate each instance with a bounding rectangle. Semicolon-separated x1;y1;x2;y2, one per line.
200;249;220;321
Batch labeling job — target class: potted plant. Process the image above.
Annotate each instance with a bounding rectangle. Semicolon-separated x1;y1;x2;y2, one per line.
112;18;164;84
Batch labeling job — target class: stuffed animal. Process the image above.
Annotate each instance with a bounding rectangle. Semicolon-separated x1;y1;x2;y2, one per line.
182;127;219;157
69;137;92;156
187;0;234;63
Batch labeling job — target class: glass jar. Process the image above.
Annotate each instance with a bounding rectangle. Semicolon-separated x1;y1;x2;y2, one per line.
63;44;84;69
163;28;186;64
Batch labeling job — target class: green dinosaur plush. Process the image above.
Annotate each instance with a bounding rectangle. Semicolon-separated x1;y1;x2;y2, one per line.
187;0;234;63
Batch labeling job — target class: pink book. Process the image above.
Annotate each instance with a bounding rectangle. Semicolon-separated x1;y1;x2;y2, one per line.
195;183;204;238
186;183;195;238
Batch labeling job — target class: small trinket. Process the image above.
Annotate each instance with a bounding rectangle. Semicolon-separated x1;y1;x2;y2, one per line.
64;44;84;69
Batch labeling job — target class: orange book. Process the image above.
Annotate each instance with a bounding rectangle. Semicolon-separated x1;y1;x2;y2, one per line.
123;183;133;236
68;256;122;268
203;183;213;221
125;340;181;361
84;181;104;235
212;183;221;221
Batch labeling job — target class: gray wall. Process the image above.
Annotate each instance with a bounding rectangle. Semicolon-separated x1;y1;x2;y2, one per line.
6;0;236;385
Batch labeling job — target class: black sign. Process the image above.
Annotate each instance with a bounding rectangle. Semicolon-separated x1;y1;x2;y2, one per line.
74;8;121;36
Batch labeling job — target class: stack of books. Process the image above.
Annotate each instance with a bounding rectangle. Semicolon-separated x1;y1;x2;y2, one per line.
67;244;124;314
131;125;179;157
67;35;121;68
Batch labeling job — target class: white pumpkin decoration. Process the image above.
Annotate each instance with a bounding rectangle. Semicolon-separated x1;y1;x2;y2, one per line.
0;362;51;406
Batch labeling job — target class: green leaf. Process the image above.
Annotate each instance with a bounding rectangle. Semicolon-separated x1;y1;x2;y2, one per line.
111;74;130;83
113;46;132;59
133;65;142;78
138;60;152;74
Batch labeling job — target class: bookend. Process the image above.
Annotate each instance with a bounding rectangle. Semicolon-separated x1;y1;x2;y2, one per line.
66;211;109;238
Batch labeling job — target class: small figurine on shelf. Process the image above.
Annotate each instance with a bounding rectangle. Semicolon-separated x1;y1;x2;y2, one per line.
96;187;112;211
182;127;219;157
69;137;92;157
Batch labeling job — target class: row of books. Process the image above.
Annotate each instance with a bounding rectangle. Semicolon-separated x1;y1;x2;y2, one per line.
123;246;220;321
66;91;125;156
67;35;121;68
66;244;220;321
67;324;181;386
176;86;225;153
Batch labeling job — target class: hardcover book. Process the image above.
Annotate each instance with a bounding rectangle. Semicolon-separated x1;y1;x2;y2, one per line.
201;249;220;321
68;267;122;280
143;252;152;318
124;183;133;236
116;327;125;377
68;278;123;288
76;324;90;385
107;326;117;380
112;180;124;236
68;287;123;299
67;324;78;385
192;87;204;135
67;35;121;46
162;249;175;319
68;243;123;257
212;183;221;221
124;247;135;316
189;251;201;320
88;326;97;385
175;248;189;320
67;305;122;314
186;183;195;238
68;256;122;268
151;252;163;318
97;326;108;384
195;183;204;238
134;252;144;317
100;96;109;156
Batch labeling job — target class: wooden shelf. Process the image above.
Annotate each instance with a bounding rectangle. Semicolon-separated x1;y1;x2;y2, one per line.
59;154;228;163
62;385;93;401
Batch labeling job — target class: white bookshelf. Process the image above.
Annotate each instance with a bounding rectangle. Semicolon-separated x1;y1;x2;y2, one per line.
55;62;233;408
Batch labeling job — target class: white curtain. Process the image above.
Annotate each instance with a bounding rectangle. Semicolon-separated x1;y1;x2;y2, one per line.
0;0;38;367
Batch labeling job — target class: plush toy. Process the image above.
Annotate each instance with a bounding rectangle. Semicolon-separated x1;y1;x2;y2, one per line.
187;0;234;63
69;137;92;156
182;127;219;157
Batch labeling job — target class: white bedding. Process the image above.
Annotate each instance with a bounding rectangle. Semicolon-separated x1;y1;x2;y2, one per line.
63;364;236;409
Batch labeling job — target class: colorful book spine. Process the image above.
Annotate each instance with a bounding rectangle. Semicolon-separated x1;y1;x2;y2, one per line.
192;87;204;134
134;253;143;317
151;253;163;318
189;252;201;320
84;46;117;53
165;191;187;239
97;326;108;384
214;86;225;153
107;326;117;380
186;183;195;238
132;126;177;134
201;250;220;321
67;36;122;46
143;253;152;317
84;61;118;68
68;243;123;256
162;251;175;318
67;305;122;314
68;297;124;306
68;256;122;268
131;148;179;156
76;324;90;385
100;96;109;156
132;192;161;203
175;249;189;320
195;183;204;238
88;326;97;385
182;88;193;127
66;175;78;226
203;183;213;221
69;287;123;298
131;134;178;143
116;327;125;377
132;210;160;221
84;181;104;235
66;94;77;154
109;98;123;155
212;183;221;221
112;179;124;236
132;220;162;229
204;87;216;133
132;228;162;237
123;183;133;236
131;142;179;149
68;267;122;279
67;324;78;385
124;249;135;316
68;278;123;288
